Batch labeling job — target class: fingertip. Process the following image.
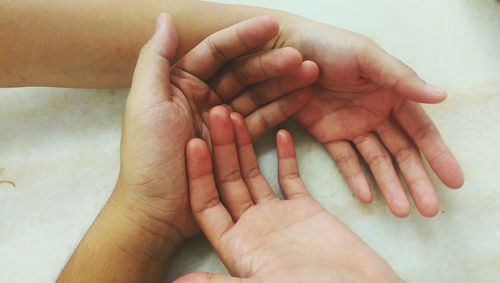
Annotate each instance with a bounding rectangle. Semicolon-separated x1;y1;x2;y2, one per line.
351;177;373;203
186;138;209;155
422;83;447;103
279;47;303;69
397;78;448;104
410;183;440;217
433;156;464;189
252;15;279;36
359;191;373;203
186;138;212;179
242;16;280;48
155;13;178;60
419;200;439;218
209;105;230;117
209;106;235;145
276;129;291;143
447;170;465;189
276;129;296;158
229;111;244;124
391;199;411;218
302;60;320;82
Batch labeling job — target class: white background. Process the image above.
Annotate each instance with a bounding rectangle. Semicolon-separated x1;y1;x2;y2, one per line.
1;1;499;282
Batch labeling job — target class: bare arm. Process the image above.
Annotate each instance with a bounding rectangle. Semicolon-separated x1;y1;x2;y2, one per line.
0;0;291;87
56;193;180;283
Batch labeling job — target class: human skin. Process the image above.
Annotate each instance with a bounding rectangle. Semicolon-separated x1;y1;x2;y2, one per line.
179;105;402;283
57;15;318;283
0;0;463;216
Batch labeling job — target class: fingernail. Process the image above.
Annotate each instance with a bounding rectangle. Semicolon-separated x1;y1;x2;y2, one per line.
155;13;165;33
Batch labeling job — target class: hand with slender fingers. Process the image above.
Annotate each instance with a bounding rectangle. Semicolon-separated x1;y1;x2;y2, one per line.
178;106;401;283
115;14;319;243
266;19;465;217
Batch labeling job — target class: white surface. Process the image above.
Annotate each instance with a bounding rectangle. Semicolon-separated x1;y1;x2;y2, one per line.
1;1;499;282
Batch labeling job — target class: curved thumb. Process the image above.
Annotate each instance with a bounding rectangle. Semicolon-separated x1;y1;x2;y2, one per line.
359;43;447;104
129;13;177;103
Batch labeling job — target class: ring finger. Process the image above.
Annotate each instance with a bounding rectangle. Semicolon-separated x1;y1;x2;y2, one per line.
353;133;410;217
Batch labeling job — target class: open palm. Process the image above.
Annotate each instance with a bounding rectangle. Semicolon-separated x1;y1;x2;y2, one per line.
273;20;464;217
177;106;401;283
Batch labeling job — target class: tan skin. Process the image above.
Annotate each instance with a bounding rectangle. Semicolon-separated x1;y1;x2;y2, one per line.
179;106;401;283
118;15;319;241
1;1;463;217
276;22;464;217
59;15;403;282
58;15;319;283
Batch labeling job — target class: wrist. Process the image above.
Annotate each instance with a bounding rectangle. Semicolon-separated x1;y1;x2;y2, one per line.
58;187;183;282
108;184;186;249
92;187;185;271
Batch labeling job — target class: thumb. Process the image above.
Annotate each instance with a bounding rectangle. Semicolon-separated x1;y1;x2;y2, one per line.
359;42;447;104
129;13;177;102
173;272;250;283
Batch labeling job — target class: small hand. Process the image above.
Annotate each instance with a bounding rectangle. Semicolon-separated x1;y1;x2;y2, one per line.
177;106;401;283
115;15;318;243
272;19;464;217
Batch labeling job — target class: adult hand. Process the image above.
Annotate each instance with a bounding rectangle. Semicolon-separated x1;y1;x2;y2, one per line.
265;19;464;217
115;14;318;243
177;106;401;283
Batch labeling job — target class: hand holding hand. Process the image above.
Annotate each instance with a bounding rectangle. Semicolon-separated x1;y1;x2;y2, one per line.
177;106;401;283
114;14;318;243
58;15;319;282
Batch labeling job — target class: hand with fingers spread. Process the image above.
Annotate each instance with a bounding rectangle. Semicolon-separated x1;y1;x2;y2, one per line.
58;14;318;283
266;19;465;217
179;106;402;283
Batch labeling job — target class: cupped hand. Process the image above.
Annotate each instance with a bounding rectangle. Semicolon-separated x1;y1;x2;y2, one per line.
114;14;318;242
176;106;401;283
269;19;464;217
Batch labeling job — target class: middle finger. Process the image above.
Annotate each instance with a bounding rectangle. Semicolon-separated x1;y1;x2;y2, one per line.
209;106;254;220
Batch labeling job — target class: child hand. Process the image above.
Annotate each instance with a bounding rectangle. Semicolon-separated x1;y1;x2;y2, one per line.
181;106;401;283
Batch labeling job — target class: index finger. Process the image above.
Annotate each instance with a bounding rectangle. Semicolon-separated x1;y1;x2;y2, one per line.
175;16;279;81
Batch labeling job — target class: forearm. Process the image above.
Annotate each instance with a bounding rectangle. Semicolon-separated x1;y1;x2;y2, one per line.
0;0;297;88
57;190;182;283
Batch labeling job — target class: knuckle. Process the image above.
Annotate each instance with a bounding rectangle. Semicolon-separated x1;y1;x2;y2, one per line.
192;194;220;214
280;171;301;181
412;122;435;142
393;146;415;164
219;168;242;184
233;66;252;86
243;167;261;179
366;154;389;168
206;37;228;63
256;112;272;132
353;134;373;145
333;152;357;165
